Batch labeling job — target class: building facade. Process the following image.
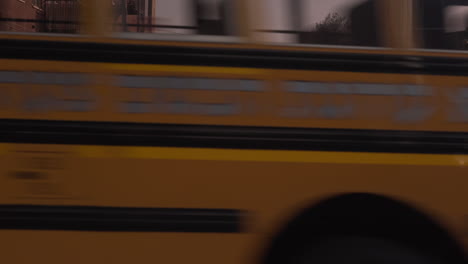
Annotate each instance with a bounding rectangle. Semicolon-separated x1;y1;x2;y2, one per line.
0;0;44;33
0;0;79;34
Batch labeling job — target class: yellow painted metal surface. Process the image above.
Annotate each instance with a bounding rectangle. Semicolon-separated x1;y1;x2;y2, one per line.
0;56;467;264
0;142;467;264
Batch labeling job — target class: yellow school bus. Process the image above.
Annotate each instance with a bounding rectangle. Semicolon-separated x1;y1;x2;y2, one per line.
1;0;468;263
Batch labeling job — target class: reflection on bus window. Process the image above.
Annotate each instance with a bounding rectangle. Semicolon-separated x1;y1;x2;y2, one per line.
255;0;381;47
444;6;468;50
417;0;468;51
0;0;80;34
113;0;237;36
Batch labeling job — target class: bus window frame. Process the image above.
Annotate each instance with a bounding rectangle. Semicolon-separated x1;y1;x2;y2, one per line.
253;42;391;51
113;32;245;43
409;47;468;55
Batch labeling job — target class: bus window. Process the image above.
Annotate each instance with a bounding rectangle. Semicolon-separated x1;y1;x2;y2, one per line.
0;0;81;34
416;0;468;51
444;5;468;50
255;0;381;47
112;0;238;37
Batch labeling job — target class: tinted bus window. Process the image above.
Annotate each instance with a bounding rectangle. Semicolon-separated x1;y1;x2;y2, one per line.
416;0;468;51
255;0;381;47
112;0;238;37
0;0;80;34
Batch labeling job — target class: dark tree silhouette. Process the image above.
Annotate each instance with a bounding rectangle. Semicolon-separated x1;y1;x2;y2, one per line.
314;12;350;34
297;12;352;45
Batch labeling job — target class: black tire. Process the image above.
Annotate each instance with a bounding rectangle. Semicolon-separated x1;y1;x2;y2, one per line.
290;236;442;264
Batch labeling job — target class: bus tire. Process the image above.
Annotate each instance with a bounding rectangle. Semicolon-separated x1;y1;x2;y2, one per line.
290;236;442;264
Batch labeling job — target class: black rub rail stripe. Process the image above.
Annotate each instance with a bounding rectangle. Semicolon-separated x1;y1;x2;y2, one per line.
0;39;467;76
0;205;244;233
1;119;468;154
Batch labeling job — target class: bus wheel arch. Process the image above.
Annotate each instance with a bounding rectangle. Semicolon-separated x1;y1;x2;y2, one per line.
260;193;466;264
